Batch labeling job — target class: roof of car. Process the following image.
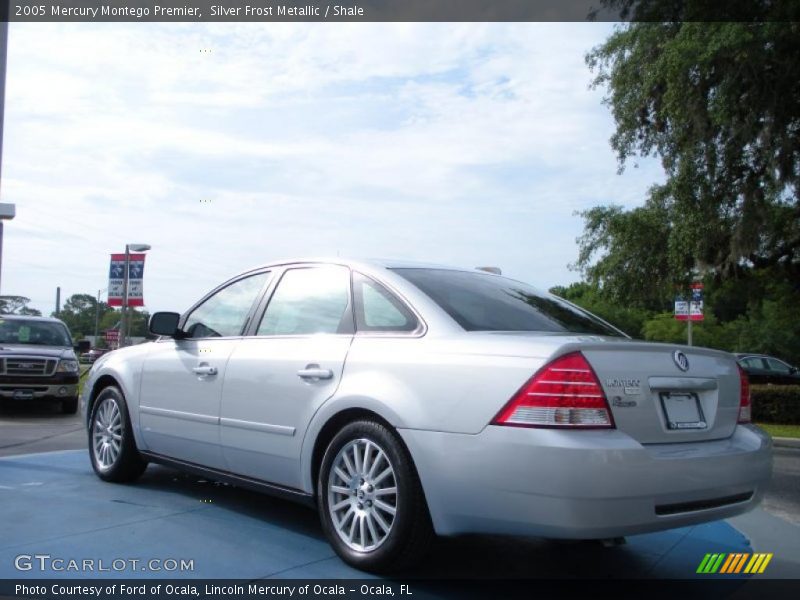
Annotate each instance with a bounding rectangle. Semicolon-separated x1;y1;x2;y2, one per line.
239;257;485;275
0;314;65;323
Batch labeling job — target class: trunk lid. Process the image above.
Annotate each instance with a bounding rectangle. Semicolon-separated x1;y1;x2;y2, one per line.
579;342;740;443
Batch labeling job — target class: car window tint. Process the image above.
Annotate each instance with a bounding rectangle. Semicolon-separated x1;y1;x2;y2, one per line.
393;268;623;336
258;266;350;336
740;358;761;369
354;273;418;333
766;358;791;373
184;272;270;338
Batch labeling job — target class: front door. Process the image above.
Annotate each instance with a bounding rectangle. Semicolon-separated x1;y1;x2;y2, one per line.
139;271;271;469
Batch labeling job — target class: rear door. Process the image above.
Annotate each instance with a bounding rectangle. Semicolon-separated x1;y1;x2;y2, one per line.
220;264;353;489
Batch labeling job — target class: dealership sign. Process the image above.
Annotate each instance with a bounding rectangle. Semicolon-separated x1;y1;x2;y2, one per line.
107;253;146;307
675;283;704;322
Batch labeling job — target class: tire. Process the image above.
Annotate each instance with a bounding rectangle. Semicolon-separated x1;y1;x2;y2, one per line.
88;386;147;483
61;396;78;415
317;420;434;573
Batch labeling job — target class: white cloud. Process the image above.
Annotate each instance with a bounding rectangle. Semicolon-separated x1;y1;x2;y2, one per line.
1;22;664;315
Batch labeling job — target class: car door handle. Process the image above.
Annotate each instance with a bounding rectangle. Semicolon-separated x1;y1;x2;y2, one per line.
297;366;334;380
193;364;218;376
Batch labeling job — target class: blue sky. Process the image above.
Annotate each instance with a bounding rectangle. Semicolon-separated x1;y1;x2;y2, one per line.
1;22;664;315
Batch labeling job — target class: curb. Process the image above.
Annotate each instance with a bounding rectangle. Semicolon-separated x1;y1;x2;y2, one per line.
772;436;800;449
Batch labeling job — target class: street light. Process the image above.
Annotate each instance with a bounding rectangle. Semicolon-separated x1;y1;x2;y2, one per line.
119;243;150;347
0;203;15;295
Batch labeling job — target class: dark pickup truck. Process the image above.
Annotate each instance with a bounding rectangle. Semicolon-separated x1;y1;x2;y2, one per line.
0;315;90;414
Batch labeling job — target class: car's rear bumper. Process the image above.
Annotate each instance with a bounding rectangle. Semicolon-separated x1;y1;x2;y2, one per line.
399;424;772;538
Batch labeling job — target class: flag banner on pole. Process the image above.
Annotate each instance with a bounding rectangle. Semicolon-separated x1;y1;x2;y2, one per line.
108;253;146;307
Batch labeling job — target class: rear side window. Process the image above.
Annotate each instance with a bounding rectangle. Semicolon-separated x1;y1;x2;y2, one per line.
393;268;623;336
741;357;766;369
353;272;418;333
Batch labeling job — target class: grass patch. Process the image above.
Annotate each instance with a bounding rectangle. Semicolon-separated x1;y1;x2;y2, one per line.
756;423;800;439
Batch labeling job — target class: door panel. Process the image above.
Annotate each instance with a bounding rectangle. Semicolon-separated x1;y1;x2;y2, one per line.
220;336;352;488
220;264;354;488
139;338;237;469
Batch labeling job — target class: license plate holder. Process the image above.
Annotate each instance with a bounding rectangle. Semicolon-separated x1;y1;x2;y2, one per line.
660;392;707;430
13;389;35;400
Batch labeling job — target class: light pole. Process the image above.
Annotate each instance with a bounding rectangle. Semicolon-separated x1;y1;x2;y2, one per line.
119;243;150;347
0;203;14;294
94;287;107;346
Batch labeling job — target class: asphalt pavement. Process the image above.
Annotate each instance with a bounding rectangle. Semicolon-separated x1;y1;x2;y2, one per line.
1;399;799;582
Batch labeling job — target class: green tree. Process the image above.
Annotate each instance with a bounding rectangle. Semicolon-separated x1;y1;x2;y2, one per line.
550;281;652;337
57;294;113;340
0;295;42;316
581;14;799;295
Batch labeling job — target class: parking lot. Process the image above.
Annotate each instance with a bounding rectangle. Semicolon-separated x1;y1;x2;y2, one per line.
1;399;799;583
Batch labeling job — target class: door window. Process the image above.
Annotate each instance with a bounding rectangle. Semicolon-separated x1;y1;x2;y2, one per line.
184;272;271;338
257;266;351;336
766;358;792;373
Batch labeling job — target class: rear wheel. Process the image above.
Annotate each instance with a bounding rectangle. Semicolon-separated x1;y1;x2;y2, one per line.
89;386;147;482
317;420;434;573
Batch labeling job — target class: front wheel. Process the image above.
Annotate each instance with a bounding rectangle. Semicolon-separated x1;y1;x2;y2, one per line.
88;386;147;482
317;420;434;573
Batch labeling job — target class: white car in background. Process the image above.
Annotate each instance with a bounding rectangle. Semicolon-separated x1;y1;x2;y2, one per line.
82;259;772;572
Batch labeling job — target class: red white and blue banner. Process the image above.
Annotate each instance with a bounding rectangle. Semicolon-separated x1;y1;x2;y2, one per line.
108;253;146;307
674;283;704;322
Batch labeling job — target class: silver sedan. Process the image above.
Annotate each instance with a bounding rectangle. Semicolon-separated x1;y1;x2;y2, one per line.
81;259;772;572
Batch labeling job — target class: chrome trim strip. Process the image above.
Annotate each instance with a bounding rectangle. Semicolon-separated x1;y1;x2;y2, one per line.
648;377;718;391
139;405;219;425
220;417;295;436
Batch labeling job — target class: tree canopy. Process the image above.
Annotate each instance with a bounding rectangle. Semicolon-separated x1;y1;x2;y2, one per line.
580;16;799;301
564;6;800;364
0;296;41;316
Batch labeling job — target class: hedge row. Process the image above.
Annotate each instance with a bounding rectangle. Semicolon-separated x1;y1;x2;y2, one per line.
751;384;800;425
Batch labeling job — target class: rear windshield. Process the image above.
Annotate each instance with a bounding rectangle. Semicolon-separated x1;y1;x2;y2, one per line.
393;268;623;336
0;319;73;347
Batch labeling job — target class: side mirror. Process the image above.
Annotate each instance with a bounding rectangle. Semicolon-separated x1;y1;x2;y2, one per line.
149;312;182;337
791;367;798;374
75;340;91;353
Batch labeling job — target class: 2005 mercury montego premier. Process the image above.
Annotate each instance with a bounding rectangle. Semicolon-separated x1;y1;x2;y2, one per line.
81;259;771;572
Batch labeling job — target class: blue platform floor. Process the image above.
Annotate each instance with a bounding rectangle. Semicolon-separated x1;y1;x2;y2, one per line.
0;450;772;580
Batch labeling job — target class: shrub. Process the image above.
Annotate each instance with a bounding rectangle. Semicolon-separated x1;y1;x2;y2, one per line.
751;385;800;425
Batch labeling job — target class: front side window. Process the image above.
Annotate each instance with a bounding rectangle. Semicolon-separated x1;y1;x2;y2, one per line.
766;358;792;373
184;272;271;339
354;273;418;333
257;266;351;336
393;268;624;336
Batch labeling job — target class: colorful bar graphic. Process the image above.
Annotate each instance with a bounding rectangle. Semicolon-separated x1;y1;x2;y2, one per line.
697;553;773;574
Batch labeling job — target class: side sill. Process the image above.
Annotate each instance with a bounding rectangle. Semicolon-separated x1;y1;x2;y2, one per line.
139;451;316;509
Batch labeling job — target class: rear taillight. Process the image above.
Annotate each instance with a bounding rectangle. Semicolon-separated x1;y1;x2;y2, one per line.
737;364;751;424
492;352;615;429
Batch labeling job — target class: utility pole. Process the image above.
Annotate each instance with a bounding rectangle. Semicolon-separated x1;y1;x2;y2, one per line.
0;18;9;296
